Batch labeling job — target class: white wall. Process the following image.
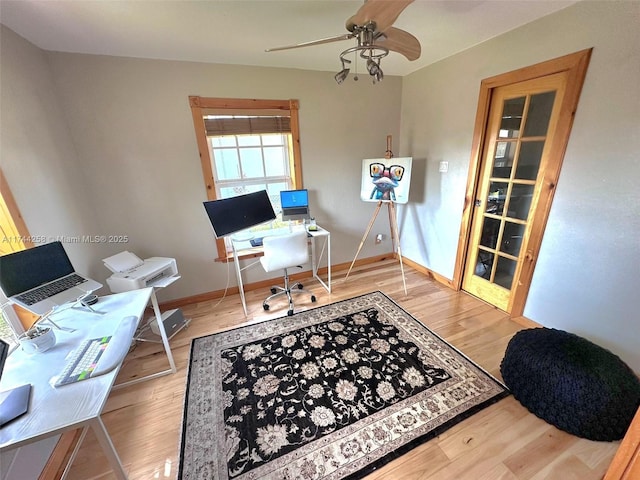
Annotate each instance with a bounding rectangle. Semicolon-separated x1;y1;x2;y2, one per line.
0;25;103;277
400;0;640;371
1;27;403;304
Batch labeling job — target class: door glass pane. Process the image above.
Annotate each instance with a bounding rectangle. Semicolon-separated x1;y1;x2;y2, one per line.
516;141;544;180
495;256;517;290
523;91;556;137
507;184;534;220
492;141;516;178
499;97;525;138
474;250;494;279
480;217;500;249
486;182;508;215
501;222;525;256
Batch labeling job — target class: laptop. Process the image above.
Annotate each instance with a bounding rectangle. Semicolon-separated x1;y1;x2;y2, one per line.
280;189;311;221
0;339;31;427
0;242;102;315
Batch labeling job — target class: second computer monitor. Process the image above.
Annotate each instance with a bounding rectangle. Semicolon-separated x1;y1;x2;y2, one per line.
280;189;310;221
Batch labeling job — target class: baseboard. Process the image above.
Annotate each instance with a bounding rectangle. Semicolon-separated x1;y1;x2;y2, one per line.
510;315;542;329
400;255;454;289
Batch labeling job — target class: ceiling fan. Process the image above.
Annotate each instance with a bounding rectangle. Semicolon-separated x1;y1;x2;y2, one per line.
265;0;421;84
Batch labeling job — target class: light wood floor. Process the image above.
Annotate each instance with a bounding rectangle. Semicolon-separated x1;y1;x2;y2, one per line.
65;259;619;479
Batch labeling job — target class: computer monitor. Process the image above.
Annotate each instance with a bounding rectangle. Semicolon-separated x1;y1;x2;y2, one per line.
203;190;276;238
280;189;310;221
0;339;32;427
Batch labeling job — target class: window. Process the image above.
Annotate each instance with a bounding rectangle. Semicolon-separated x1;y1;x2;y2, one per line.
210;130;292;201
189;97;303;260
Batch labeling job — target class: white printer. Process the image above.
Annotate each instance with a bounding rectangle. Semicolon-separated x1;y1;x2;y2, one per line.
103;251;179;293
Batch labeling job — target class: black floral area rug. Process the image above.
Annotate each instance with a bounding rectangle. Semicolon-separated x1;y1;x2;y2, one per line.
179;292;509;480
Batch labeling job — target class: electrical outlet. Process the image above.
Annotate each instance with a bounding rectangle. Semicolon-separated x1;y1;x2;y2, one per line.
439;161;449;173
375;234;384;244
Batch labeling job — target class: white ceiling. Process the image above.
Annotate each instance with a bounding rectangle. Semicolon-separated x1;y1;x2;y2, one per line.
0;0;577;77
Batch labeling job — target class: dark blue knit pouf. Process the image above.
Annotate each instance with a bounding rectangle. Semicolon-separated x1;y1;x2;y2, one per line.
500;328;640;441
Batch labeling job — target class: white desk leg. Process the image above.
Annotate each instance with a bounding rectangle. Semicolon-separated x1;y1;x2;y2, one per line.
311;235;318;279
311;233;331;293
327;233;331;293
90;417;128;480
232;243;248;316
150;289;177;373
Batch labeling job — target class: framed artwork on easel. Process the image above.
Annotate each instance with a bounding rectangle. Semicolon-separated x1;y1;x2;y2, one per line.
360;157;413;204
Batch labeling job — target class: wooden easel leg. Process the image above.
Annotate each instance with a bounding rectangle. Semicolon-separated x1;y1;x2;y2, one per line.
345;201;383;280
387;201;396;253
389;202;407;295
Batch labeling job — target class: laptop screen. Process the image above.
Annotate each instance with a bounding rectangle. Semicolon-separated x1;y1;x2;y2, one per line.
280;189;308;209
0;242;75;297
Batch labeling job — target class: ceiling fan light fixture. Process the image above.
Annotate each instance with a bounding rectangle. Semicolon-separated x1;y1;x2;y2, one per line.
365;57;383;83
373;67;384;83
335;68;350;84
336;39;388;84
335;57;352;84
366;58;379;75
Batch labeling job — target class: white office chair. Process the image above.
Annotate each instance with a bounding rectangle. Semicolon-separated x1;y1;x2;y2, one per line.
260;230;316;316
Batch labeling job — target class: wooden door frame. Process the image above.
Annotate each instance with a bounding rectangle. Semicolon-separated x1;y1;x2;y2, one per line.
452;49;592;316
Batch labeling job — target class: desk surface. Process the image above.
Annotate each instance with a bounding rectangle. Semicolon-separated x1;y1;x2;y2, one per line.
0;288;152;450
231;225;329;257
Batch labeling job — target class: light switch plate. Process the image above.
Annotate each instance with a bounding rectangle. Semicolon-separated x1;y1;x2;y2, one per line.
439;161;449;173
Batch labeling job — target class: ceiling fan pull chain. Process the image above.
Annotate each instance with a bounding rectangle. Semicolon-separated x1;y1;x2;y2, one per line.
353;50;359;81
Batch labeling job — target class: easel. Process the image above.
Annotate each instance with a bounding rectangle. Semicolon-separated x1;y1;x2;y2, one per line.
345;135;407;295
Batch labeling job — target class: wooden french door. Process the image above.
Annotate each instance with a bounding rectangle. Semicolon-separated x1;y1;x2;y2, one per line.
458;50;591;315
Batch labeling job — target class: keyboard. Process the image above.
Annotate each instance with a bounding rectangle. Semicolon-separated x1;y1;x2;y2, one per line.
54;336;112;387
16;274;87;305
53;315;139;387
283;207;309;215
251;232;312;247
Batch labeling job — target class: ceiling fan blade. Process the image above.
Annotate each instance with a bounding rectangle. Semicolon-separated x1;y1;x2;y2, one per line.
265;33;354;52
375;27;421;61
346;0;414;33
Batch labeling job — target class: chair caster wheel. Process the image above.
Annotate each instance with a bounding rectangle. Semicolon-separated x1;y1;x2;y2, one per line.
270;288;277;294
263;304;270;311
297;284;303;289
287;310;294;316
311;295;317;302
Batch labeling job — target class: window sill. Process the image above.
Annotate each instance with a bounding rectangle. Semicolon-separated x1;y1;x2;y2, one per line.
215;248;264;263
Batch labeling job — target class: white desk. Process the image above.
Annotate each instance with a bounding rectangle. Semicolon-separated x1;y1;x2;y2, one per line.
231;225;331;316
0;288;152;480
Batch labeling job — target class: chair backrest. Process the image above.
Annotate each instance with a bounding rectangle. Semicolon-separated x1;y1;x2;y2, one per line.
260;231;309;273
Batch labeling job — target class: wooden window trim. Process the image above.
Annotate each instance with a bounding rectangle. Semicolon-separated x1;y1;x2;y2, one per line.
189;97;303;261
1;168;34;250
0;168;40;330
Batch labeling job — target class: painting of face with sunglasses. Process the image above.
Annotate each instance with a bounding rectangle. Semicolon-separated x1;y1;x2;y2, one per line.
360;157;413;204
